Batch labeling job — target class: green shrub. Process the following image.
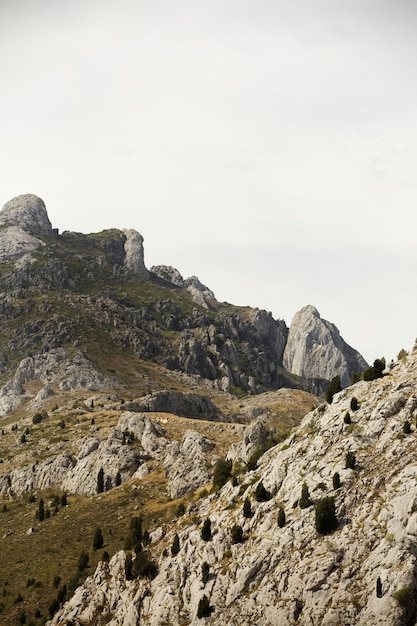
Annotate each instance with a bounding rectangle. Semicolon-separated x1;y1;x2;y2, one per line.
212;458;232;489
97;468;104;494
332;472;341;490
345;451;356;470
243;497;253;518
171;533;180;556
230;524;243;544
343;412;351;424
393;586;414;607
201;518;212;541
299;482;312;509
326;376;341;404
201;561;210;585
254;480;270;502
315;496;338;534
124;516;143;551
176;502;186;517
48;598;59;619
277;507;286;528
350;397;359;411
376;576;383;598
77;550;89;572
197;594;213;618
133;550;158;579
403;420;412;434
93;527;104;551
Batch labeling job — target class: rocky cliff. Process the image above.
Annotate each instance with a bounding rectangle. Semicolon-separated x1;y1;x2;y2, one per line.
284;304;369;387
0;194;368;397
48;347;417;626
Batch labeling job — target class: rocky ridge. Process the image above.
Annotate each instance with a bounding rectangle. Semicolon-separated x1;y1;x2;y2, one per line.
48;348;417;626
0;194;368;395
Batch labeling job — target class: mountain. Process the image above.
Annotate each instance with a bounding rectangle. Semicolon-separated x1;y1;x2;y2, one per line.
48;348;417;626
0;194;367;411
0;194;375;624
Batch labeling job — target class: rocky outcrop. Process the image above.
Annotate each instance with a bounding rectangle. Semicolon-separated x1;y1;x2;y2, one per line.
151;265;216;307
122;228;150;279
0;194;54;262
164;429;215;498
123;390;224;421
283;305;368;387
49;350;417;626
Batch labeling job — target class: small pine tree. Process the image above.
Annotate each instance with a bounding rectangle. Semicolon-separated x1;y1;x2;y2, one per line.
124;516;143;552
345;451;356;470
115;472;122;487
332;472;341;490
315;496;338;534
376;576;383;598
197;594;212;618
171;533;180;556
201;561;210;585
243;497;253;518
93;527;104;551
254;480;270;502
212;458;232;489
326;375;342;404
97;468;104;494
60;492;67;507
201;518;212;541
350;397;359;411
36;497;45;522
77;550;89;572
403;420;412;434
343;412;351;424
277;507;286;528
102;551;110;563
230;524;243;544
299;482;312;509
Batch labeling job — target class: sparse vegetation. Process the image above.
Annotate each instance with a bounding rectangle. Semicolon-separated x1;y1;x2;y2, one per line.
326;375;341;404
254;480;270;502
212;457;232;489
201;518;212;541
197;594;213;618
345;451;357;470
243;497;253;518
277;507;286;528
230;524;243;544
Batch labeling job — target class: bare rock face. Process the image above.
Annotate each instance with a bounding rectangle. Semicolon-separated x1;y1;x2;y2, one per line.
164;429;215;498
122;228;150;279
0;194;53;262
50;350;417;626
283;305;368;387
150;265;216;307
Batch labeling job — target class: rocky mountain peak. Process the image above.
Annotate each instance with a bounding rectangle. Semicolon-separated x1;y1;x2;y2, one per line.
0;194;53;239
283;304;368;387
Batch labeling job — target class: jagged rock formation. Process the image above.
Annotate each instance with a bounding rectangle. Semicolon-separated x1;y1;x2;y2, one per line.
123;390;224;421
0;194;54;262
49;349;417;626
0;194;367;398
284;304;369;387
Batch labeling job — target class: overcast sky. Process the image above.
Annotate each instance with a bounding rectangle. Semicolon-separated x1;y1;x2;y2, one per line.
1;0;416;364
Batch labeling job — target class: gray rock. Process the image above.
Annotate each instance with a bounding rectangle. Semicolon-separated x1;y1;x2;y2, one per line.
0;194;53;239
283;305;368;387
122;228;150;279
150;265;185;286
164;429;215;498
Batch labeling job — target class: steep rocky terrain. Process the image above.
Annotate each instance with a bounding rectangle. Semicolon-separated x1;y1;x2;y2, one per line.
0;193;377;625
0;194;367;405
48;348;417;626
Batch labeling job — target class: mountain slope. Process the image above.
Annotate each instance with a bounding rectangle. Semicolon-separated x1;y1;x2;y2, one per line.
48;348;417;626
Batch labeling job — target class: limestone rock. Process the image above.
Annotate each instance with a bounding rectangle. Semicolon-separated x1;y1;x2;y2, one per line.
0;194;53;262
283;305;368;387
184;275;216;307
164;429;215;498
122;228;150;279
124;390;223;421
50;350;417;626
227;417;270;465
150;265;185;286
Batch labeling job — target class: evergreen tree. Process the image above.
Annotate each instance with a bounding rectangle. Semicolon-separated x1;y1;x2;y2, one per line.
212;458;232;489
124;516;143;552
171;533;180;556
201;561;210;585
77;550;89;572
201;518;212;541
243;497;253;518
315;496;338;534
254;480;270;502
299;482;312;509
230;524;243;544
376;576;383;598
93;527;104;551
326;376;341;404
97;468;104;494
36;497;45;522
343;412;351;424
345;451;356;470
277;507;286;528
350;397;359;411
332;472;341;490
197;595;212;618
403;420;412;434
